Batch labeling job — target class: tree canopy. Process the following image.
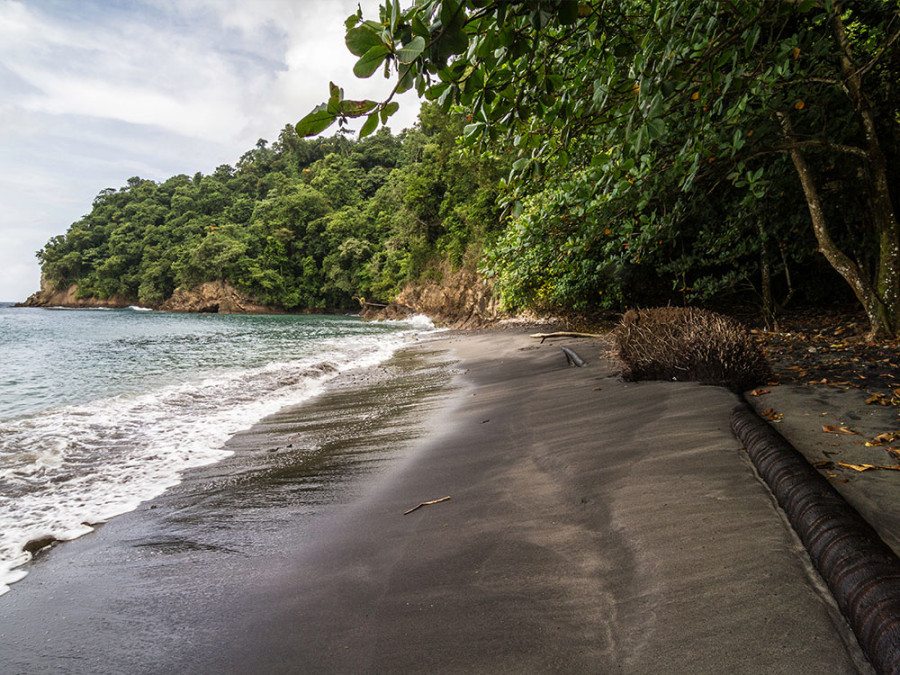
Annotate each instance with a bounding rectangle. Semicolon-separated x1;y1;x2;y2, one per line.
37;111;506;310
298;0;900;335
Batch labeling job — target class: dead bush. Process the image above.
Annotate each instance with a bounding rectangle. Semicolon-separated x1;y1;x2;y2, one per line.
613;307;770;391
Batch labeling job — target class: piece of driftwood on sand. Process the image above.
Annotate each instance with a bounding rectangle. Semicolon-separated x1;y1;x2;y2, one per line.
530;331;605;343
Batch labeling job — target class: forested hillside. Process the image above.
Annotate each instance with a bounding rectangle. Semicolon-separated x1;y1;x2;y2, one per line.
34;2;900;331
296;0;900;334
35;106;504;311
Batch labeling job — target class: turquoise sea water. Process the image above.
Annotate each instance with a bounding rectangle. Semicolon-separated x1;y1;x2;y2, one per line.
0;305;434;593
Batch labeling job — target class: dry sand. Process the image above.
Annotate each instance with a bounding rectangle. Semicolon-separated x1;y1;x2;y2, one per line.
0;329;876;673
745;381;900;557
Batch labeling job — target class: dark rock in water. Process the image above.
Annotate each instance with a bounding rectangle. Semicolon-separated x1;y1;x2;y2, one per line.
23;535;57;556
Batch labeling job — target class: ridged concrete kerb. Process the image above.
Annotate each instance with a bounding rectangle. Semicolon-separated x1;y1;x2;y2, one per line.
732;402;900;675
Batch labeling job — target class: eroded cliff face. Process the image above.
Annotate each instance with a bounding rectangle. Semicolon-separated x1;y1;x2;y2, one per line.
158;281;278;314
20;278;278;314
20;278;132;309
21;270;497;323
362;266;502;328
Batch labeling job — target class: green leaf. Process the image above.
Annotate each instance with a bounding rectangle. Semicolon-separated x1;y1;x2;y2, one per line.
339;99;377;117
344;11;361;31
559;1;579;25
440;0;460;27
359;111;379;138
411;14;430;38
296;104;337;137
648;92;663;119
646;117;666;139
437;83;455;109
425;82;450;101
354;45;390;78
397;67;415;93
329;81;342;103
397;36;426;63
391;0;401;33
346;26;384;57
380;101;400;123
463;122;483;140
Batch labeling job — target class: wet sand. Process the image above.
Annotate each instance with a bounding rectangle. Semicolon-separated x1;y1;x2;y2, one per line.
0;330;875;673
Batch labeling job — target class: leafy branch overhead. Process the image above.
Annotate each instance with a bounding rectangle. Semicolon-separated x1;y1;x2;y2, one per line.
299;0;900;339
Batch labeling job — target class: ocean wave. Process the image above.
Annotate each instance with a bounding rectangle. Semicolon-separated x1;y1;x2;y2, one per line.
375;313;438;330
0;324;429;595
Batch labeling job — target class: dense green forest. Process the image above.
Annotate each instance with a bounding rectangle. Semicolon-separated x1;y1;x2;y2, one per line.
37;106;504;311
38;1;900;333
298;0;900;335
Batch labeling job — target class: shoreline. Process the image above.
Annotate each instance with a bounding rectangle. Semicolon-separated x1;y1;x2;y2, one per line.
0;329;875;673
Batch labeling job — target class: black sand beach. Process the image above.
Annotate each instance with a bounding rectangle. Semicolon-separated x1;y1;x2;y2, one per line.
0;330;877;673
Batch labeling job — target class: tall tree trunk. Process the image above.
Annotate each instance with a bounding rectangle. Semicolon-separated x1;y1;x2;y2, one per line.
756;218;776;330
778;112;893;338
832;4;900;332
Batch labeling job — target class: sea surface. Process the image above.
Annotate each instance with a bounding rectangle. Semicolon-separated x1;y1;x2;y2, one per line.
0;303;434;594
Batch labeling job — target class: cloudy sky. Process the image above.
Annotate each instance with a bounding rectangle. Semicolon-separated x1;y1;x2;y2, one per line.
0;0;421;301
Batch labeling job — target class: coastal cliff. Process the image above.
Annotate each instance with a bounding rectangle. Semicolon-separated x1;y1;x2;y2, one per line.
20;278;278;314
21;270;498;324
158;281;278;314
19;278;132;309
362;266;501;328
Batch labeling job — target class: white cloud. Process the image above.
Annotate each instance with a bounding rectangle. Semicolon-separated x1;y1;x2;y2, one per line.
0;0;422;300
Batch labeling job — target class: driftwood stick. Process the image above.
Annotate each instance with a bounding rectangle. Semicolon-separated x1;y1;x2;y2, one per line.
530;331;605;344
403;496;451;515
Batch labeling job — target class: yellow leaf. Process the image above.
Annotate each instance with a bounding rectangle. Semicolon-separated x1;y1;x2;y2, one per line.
838;461;900;472
691;91;699;100
792;47;801;60
838;462;875;472
795;100;805;110
823;425;858;435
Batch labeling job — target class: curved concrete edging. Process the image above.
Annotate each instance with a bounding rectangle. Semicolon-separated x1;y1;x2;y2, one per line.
732;402;900;675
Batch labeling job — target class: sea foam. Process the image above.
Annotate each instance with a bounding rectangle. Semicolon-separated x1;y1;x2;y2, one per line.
0;317;431;595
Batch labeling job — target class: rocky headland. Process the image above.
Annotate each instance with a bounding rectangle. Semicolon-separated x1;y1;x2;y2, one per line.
20;279;280;314
21;266;503;326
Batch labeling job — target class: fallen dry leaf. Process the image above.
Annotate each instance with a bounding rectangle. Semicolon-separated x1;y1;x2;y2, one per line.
749;389;771;397
823;425;858;435
838;461;900;472
813;460;835;469
874;431;900;444
867;393;889;405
